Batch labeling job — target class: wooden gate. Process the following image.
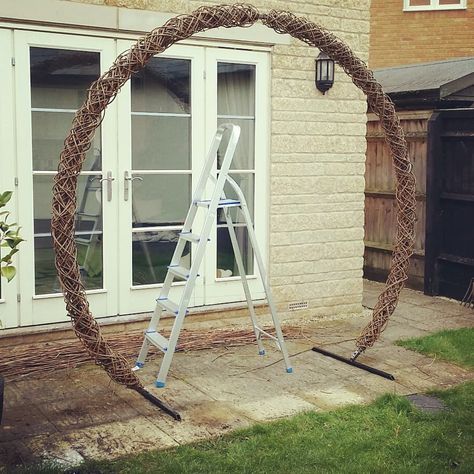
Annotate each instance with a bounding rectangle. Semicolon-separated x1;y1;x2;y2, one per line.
364;111;428;290
425;108;474;300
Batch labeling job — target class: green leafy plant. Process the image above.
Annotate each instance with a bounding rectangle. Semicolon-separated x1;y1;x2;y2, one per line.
0;191;23;282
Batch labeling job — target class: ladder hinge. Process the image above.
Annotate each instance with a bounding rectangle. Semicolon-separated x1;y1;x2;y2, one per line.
14;177;19;187
11;57;15;66
17;294;21;303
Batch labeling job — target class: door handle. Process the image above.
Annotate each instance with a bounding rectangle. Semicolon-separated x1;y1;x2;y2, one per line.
99;171;115;202
124;171;143;201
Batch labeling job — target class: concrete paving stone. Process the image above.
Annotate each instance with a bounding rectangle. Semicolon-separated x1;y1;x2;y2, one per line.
0;402;59;442
301;385;366;409
238;394;317;421
0;440;36;468
38;394;141;432
24;416;178;462
2;381;27;409
14;375;91;404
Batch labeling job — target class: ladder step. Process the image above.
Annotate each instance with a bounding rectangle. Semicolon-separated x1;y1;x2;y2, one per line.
168;265;195;280
145;331;169;352
195;199;241;208
156;297;186;315
179;232;201;244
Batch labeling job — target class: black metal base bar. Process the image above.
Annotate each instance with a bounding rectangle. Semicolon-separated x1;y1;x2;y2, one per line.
312;347;395;381
135;387;182;421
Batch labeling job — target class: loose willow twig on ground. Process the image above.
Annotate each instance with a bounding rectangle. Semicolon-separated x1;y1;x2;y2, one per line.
0;326;304;382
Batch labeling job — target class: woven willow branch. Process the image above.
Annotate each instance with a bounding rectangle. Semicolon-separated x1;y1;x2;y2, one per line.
51;4;416;389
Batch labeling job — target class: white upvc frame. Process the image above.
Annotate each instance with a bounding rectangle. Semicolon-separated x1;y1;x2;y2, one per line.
0;28;19;329
14;30;118;326
403;0;467;11
203;47;270;306
116;40;206;316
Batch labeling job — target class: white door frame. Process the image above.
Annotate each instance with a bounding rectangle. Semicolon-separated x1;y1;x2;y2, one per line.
0;28;19;329
14;30;118;326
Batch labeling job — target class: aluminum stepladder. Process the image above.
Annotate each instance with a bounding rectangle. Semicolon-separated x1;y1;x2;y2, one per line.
134;123;292;388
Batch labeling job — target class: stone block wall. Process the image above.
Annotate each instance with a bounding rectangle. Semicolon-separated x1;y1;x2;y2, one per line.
67;0;370;321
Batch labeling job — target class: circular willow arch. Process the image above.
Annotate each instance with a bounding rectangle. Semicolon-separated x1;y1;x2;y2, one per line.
52;4;416;390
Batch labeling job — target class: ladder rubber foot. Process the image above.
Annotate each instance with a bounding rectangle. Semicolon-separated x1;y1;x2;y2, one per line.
155;381;166;388
259;350;266;355
135;362;144;368
286;367;293;374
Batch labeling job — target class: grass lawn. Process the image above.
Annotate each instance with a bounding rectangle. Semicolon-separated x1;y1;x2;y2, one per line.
397;327;474;369
16;381;474;474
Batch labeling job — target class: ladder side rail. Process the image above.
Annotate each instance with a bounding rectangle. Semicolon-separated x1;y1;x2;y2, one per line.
222;205;265;354
225;176;292;370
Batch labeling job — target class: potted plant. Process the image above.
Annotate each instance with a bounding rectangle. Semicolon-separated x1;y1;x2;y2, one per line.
0;191;23;423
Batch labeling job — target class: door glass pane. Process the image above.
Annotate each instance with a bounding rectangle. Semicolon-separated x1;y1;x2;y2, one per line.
217;226;254;277
132;174;191;227
131;57;190;114
33;174;103;295
217;63;255;117
217;63;256;278
35;234;103;295
30;48;100;109
30;47;102;295
133;231;190;285
32;111;101;171
131;57;192;286
217;63;255;171
217;118;254;170
131;115;190;170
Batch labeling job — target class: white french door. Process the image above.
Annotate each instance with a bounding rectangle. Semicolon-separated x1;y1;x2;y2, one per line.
0;28;19;329
14;31;118;325
203;47;269;305
9;29;269;327
116;42;206;314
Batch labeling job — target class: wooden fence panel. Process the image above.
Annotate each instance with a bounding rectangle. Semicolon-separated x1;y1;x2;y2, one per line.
364;111;431;290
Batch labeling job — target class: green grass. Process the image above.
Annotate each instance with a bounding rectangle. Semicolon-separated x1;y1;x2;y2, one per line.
397;327;474;368
12;382;474;474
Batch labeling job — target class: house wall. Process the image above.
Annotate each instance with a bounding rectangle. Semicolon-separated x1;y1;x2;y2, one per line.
63;0;371;321
370;0;474;68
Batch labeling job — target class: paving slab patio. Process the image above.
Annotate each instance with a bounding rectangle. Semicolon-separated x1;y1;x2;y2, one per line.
0;280;473;468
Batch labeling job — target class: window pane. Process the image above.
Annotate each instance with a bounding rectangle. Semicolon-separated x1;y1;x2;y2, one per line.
132;115;190;170
217;226;254;277
30;48;100;109
217;63;255;116
217;118;254;170
32;111;101;171
439;0;461;5
132;231;190;285
132;174;191;227
131;57;190;114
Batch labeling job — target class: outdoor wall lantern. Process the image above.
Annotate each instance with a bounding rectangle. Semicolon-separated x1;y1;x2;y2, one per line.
315;52;335;94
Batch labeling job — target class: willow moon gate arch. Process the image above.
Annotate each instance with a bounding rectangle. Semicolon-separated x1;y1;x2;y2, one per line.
52;4;416;396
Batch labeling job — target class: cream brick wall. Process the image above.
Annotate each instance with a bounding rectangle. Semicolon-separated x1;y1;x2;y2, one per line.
67;0;370;321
